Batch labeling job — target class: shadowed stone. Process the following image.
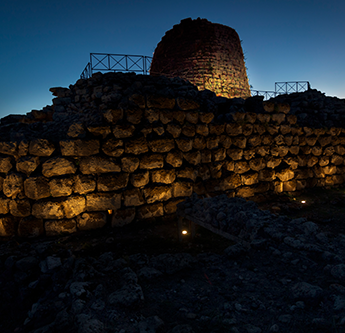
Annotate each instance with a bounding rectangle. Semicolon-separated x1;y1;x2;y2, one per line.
0;197;10;214
126;107;143;124
77;212;107;231
148;139;175;153
181;124;195;137
151;169;176;184
166;123;182;138
125;137;149;155
86;192;121;211
112;208;136;227
205;136;219;149
176;97;200;110
87;126;111;139
0;216;15;237
143;186;172;203
45;219;77;236
24;176;51;199
130;171;150;187
121;156;140;173
9;199;31;217
102;139;124;157
0;142;17;156
0;157;13;173
146;95;175;109
175;138;193;152
123;188;145;206
137;203;163;219
160;110;174;124
60;139;100;156
18;216;44;238
113;124;135;138
172;182;193;198
199;112;214;124
103;108;123;124
29;139;55;156
97;173;129;191
196;124;209;136
183;151;201;165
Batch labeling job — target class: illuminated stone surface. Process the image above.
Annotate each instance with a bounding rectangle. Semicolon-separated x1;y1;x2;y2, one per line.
150;18;251;99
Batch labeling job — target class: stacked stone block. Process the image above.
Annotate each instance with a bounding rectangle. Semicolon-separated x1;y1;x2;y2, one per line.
1;73;345;239
150;18;251;99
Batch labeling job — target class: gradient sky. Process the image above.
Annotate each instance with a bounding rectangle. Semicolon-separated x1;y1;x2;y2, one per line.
1;0;344;120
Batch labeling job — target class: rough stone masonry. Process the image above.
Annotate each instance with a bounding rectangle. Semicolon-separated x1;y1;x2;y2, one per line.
1;71;345;238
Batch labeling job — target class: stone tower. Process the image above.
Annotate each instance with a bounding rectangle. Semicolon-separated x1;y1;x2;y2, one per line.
150;18;251;99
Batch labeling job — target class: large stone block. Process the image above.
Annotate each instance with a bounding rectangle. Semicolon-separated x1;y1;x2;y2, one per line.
113;124;136;138
172;181;193;198
255;146;270;157
123;188;145;206
16;156;40;176
0;157;13;173
199;112;214;124
183;151;201;165
145;109;160;123
185;111;199;124
126;107;143;124
166;151;183;168
3;173;24;198
32;200;65;219
97;173;129;191
102;139;124;157
151;169;176;184
80;156;121;174
29;139;55;156
232;136;247;149
146;95;175;109
137;203;163;219
0;197;10;214
249;158;266;171
175;138;193;152
121;156;140;173
166;123;182;138
176;97;200;111
49;177;74;197
206;136;219;149
45;219;77;236
234;161;250;174
112;208;136;227
42;157;77;177
276;169;294;182
143;185;172;203
194;136;207;150
159;110;174;124
125;137;149;155
18;216;44;238
0;216;15;237
87;126;112;139
86;192;122;211
24;176;51;200
177;167;198;182
236;186;255;198
258;169;276;182
227;149;243;160
130;171;150;187
140;154;164;170
181;124;196;137
164;198;185;215
73;175;96;194
195;124;209;136
77;212;107;231
103;108;123;124
60;139;100;156
148;139;175;153
9;199;31;217
0;142;17;156
226;123;242;136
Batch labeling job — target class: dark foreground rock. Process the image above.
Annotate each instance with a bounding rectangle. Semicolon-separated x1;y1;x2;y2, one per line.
1;195;345;333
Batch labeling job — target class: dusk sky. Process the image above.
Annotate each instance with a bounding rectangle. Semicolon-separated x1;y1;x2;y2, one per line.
1;0;344;120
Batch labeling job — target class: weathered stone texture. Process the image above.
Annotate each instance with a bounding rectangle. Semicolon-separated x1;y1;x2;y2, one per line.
45;219;77;236
60;139;100;156
3;173;24;198
80;156;121;174
86;192;121;211
77;212;107;231
24;177;51;200
42;158;77;177
29;139;55;156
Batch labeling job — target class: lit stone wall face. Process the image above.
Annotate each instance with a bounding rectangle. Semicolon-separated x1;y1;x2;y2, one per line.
1;72;345;239
150;18;251;99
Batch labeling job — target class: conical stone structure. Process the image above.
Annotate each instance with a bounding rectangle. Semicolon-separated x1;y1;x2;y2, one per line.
150;18;251;99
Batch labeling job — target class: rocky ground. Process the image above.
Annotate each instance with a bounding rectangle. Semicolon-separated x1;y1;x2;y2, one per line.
1;187;345;333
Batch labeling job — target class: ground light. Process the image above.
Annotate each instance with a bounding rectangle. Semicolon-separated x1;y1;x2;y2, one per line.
182;230;188;235
301;200;306;204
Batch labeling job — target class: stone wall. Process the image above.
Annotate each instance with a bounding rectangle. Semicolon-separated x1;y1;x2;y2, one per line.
150;18;251;99
1;71;345;238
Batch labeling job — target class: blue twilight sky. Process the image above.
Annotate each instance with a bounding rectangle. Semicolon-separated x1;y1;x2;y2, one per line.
0;0;344;120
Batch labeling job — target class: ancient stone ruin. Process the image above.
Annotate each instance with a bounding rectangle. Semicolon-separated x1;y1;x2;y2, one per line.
1;70;345;238
150;18;251;99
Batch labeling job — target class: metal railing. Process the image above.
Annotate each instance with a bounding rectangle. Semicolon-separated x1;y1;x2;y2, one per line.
80;53;152;79
79;54;311;101
251;90;279;100
275;81;310;95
